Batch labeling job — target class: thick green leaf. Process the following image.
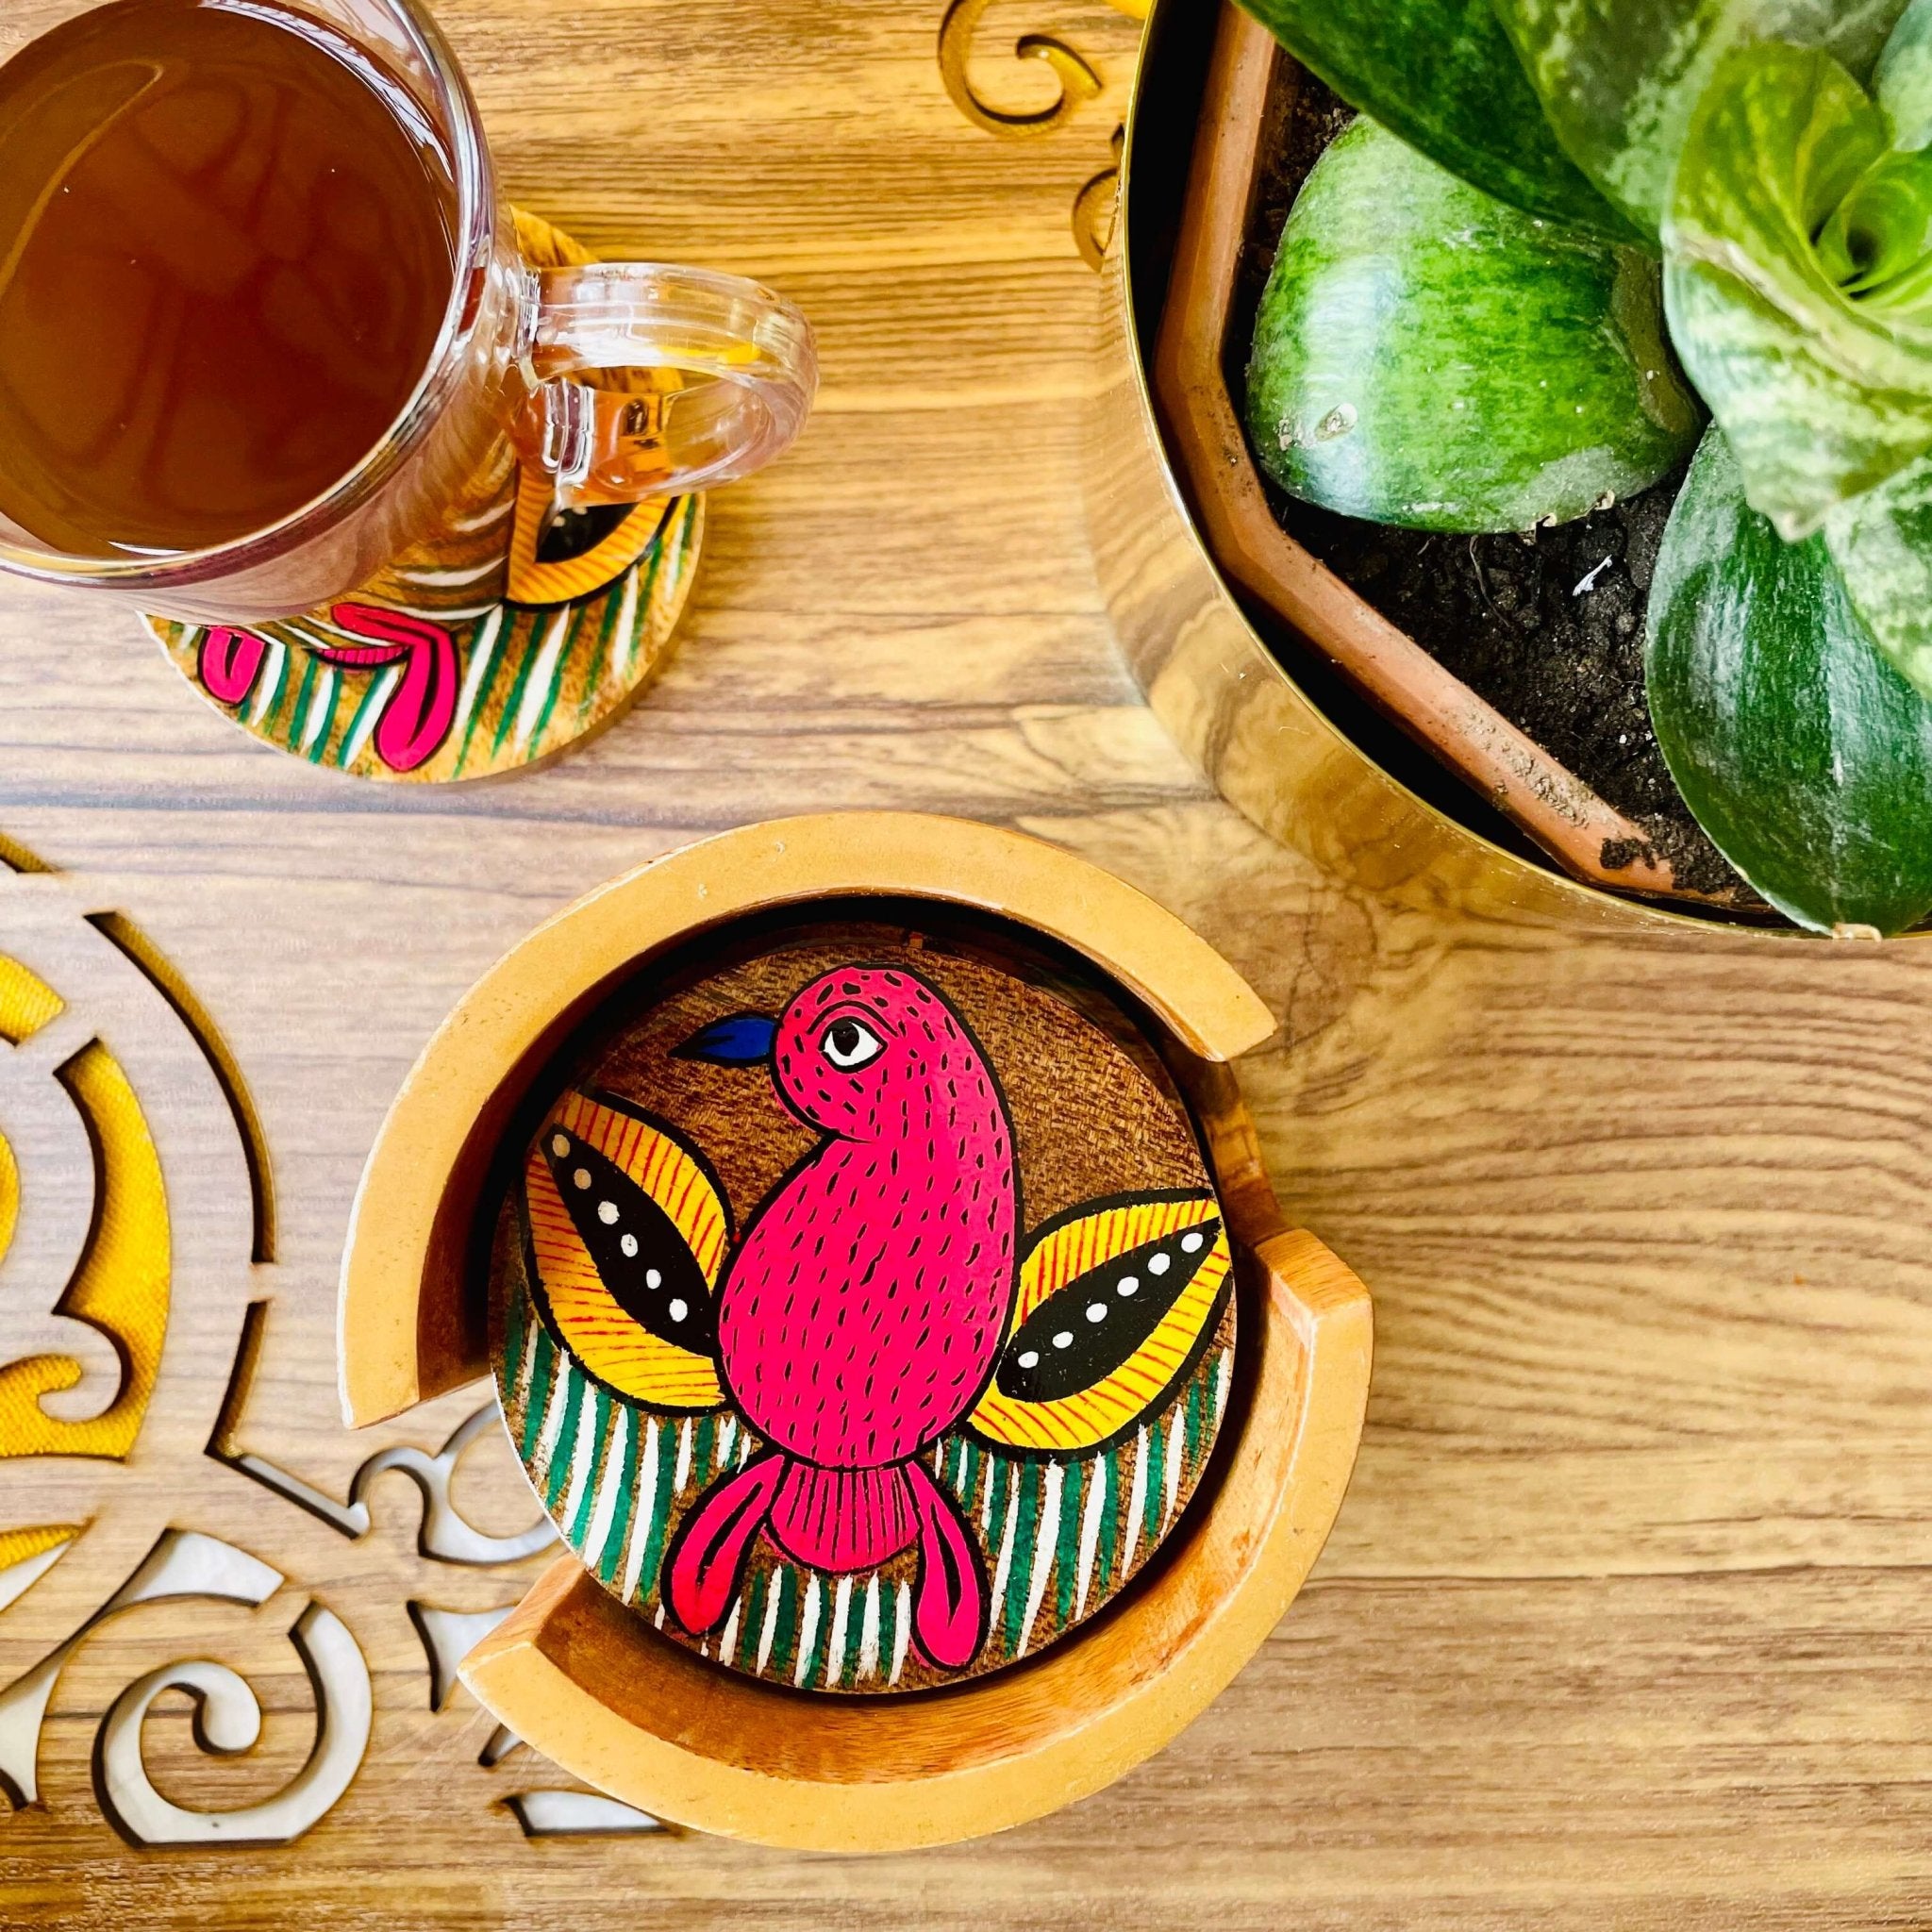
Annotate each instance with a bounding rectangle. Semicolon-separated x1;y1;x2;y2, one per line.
1877;0;1932;148
1244;118;1701;533
1813;148;1932;306
1647;427;1932;935
1663;42;1932;540
1827;88;1932;675
1235;0;1638;240
1826;455;1932;697
1490;0;1908;234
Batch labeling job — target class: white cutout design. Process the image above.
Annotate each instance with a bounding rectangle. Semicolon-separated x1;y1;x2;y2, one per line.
0;1530;280;1807
95;1600;372;1848
408;1602;517;1711
506;1790;664;1837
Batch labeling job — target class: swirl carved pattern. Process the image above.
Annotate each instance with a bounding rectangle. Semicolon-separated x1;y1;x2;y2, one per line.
0;850;655;1852
937;0;1146;265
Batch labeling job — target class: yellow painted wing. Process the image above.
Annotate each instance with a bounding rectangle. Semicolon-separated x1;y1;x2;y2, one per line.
966;1191;1231;1457
523;1090;727;1412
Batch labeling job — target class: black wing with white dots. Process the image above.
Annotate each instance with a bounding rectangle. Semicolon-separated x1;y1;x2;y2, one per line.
965;1191;1231;1457
519;1090;731;1411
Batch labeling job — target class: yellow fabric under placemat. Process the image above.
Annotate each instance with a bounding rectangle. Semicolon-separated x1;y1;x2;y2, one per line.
0;1524;77;1575
0;1041;169;1462
0;956;63;1045
0;1130;17;1273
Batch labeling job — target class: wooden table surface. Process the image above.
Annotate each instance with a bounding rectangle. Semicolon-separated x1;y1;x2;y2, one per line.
4;2;1932;1926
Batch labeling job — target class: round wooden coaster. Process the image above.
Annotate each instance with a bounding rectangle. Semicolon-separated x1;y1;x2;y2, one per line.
140;210;704;783
488;917;1237;1695
140;491;702;783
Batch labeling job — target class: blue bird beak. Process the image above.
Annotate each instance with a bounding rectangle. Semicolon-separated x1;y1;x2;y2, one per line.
673;1012;779;1065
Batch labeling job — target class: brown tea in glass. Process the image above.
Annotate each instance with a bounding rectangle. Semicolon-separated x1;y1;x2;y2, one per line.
0;0;458;558
0;0;814;628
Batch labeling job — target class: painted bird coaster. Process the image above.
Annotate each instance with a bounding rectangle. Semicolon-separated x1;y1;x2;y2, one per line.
489;922;1240;1694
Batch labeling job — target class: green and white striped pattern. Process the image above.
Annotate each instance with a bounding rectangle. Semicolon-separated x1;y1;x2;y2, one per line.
142;492;702;783
495;1271;1236;1694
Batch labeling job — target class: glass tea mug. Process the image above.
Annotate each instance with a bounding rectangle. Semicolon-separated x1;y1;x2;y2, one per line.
0;0;818;625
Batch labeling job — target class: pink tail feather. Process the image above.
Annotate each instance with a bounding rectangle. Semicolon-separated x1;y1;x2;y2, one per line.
200;627;268;706
318;604;458;773
663;1450;785;1636
903;1457;989;1671
769;1461;917;1574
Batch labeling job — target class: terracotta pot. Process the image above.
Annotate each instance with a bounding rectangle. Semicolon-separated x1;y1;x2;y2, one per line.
1147;1;1753;914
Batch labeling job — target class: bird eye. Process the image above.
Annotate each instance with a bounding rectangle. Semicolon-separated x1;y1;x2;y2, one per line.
821;1018;884;1071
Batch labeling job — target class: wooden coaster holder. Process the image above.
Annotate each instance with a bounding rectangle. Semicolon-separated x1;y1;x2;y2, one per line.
337;812;1371;1850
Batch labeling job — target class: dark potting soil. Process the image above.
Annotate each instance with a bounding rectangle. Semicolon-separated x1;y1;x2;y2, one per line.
1231;69;1748;903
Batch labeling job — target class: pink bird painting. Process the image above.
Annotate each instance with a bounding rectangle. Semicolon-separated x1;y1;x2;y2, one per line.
506;959;1236;1683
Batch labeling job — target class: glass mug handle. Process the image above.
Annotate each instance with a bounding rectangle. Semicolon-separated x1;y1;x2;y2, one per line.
510;260;818;508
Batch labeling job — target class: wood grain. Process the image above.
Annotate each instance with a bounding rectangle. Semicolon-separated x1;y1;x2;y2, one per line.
2;0;1931;1924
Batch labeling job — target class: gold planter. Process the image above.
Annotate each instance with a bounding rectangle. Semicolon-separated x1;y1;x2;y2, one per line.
1085;0;1868;941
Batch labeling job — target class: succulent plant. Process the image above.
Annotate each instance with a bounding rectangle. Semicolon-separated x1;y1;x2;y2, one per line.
1241;0;1932;935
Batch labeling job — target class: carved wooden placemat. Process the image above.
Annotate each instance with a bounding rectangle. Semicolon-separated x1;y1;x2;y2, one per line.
0;854;641;1859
